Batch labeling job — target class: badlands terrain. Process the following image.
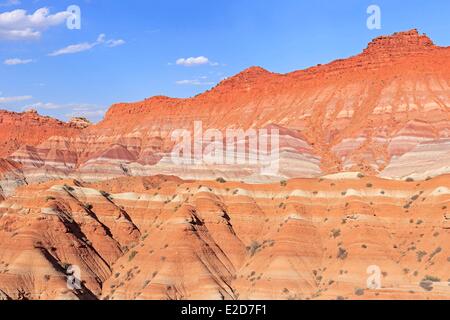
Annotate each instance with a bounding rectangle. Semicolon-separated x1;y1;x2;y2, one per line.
0;29;450;300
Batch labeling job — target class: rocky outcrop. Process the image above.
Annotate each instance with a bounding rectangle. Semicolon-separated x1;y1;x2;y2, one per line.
0;110;82;158
69;117;92;129
363;29;435;57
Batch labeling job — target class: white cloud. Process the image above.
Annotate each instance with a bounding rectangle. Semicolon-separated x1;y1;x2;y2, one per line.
49;42;97;56
67;109;105;117
0;28;40;40
4;57;33;65
106;39;125;47
95;33;125;48
0;7;70;40
23;101;106;122
28;102;63;110
0;95;32;103
176;79;214;86
175;56;218;67
49;33;125;56
65;104;106;121
96;33;106;43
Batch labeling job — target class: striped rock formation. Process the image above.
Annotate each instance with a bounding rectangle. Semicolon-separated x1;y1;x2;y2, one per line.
1;29;449;188
0;175;450;299
0;29;449;300
0;110;85;198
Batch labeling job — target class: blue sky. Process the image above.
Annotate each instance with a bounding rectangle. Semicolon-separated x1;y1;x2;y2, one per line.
1;0;450;122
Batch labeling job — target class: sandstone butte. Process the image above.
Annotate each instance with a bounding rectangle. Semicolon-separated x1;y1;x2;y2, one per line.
0;29;450;300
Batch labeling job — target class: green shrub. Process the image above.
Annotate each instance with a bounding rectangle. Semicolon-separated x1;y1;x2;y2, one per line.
423;275;440;282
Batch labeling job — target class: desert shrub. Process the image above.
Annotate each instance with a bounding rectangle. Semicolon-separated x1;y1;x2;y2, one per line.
128;250;138;261
416;251;427;262
429;247;442;260
419;281;433;291
331;229;341;239
63;184;75;192
354;288;365;296
247;241;262;257
423;275;440;282
337;248;348;260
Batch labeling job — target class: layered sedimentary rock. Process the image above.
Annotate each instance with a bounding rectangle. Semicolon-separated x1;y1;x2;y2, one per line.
1;175;450;300
0;29;450;300
0;30;449;187
0;178;141;300
0;110;85;198
0;109;82;158
0;30;445;190
0;159;25;198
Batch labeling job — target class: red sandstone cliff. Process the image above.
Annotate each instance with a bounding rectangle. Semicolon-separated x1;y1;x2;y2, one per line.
0;109;84;158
